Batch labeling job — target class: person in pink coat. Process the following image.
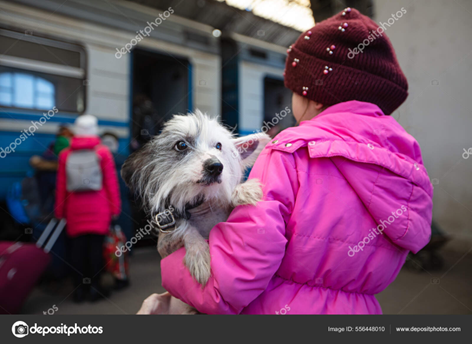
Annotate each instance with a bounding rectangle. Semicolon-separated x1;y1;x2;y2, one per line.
55;115;121;302
140;8;433;314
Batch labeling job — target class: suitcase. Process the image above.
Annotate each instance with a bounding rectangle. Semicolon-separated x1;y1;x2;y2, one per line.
32;220;69;280
0;218;66;314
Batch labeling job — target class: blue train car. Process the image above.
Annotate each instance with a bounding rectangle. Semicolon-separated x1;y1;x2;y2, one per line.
0;0;300;202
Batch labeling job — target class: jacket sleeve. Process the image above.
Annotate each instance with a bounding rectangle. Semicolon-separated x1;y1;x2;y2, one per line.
54;150;68;219
101;147;121;216
161;149;299;314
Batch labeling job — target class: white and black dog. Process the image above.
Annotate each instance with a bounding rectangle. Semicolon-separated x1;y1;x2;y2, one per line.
122;110;270;285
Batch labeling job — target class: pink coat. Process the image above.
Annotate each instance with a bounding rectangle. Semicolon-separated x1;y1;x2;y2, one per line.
161;101;433;314
55;136;121;238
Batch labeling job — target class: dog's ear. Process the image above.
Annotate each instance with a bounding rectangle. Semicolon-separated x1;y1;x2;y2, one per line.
233;133;271;168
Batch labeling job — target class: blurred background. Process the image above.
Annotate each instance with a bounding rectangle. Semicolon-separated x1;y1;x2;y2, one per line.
0;0;471;314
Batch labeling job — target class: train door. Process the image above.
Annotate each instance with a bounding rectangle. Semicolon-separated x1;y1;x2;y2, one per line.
263;76;294;138
131;49;191;151
129;48;191;246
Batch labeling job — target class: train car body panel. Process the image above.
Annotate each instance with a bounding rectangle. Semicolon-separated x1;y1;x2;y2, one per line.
227;34;291;136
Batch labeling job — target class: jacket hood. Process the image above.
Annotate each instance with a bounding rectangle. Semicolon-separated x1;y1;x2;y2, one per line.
70;136;101;151
269;101;433;253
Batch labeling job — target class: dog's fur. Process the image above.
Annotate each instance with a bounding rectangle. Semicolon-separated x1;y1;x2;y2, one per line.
122;110;270;285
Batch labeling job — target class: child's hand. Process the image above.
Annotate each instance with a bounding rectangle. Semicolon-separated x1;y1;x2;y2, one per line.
137;292;197;315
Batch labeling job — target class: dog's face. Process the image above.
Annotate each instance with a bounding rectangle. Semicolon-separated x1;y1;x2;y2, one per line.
122;111;270;215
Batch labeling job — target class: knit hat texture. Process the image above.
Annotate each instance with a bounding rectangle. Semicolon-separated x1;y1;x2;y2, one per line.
284;7;408;115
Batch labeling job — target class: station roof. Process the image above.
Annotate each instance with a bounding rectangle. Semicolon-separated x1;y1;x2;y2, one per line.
5;0;308;50
126;0;306;47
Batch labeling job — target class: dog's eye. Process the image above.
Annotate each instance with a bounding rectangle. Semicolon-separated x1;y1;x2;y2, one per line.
215;142;222;150
174;141;188;152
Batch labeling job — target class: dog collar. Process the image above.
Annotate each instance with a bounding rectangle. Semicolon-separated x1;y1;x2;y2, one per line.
154;207;176;233
154;198;205;234
154;205;189;234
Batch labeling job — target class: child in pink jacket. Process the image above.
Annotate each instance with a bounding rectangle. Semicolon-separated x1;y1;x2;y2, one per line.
147;8;433;314
56;115;121;302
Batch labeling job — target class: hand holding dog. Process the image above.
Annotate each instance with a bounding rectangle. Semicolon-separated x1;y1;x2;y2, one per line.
137;292;197;315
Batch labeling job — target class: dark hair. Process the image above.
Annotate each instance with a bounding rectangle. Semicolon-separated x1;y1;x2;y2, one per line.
101;131;119;142
57;124;72;137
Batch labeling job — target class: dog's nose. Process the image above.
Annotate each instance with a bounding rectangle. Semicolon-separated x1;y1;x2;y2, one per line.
204;158;224;176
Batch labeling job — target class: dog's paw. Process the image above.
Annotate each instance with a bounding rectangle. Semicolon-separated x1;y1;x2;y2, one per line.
231;178;263;206
184;241;211;285
157;232;184;259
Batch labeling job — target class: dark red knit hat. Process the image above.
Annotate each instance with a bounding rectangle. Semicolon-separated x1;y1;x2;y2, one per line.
284;7;408;115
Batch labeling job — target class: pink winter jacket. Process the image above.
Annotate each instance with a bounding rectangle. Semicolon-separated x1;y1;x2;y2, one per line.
55;136;121;237
161;101;433;314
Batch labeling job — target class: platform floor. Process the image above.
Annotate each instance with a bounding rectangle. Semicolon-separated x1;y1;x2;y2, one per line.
21;247;472;315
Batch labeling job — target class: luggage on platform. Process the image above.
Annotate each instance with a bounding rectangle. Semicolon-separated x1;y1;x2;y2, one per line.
0;218;66;314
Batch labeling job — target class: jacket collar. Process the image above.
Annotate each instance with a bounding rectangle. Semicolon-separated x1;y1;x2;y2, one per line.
301;100;385;125
70;136;101;150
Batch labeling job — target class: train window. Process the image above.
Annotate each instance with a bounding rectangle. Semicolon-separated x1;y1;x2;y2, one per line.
249;49;267;59
0;34;82;68
0;73;55;109
0;29;86;113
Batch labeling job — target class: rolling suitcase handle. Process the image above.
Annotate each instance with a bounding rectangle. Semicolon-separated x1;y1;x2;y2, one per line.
35;218;57;248
35;218;67;253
